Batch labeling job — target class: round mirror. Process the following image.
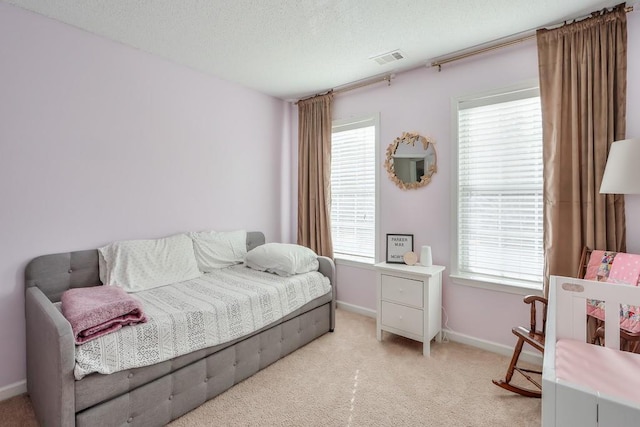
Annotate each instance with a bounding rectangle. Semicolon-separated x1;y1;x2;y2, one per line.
384;132;437;190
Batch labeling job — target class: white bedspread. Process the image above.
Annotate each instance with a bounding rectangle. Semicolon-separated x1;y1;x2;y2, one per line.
74;265;331;380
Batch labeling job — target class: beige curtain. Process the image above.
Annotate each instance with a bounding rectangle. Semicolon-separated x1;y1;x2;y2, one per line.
537;5;627;296
297;92;334;258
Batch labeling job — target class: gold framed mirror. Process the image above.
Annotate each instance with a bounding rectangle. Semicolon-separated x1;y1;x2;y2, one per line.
384;132;437;190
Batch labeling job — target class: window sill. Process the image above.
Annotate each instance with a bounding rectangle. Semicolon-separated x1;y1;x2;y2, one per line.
449;273;543;296
334;255;376;270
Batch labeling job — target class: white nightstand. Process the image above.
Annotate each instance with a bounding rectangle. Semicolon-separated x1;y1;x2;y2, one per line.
374;262;445;357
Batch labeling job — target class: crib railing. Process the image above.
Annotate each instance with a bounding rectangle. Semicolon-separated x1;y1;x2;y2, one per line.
542;276;640;426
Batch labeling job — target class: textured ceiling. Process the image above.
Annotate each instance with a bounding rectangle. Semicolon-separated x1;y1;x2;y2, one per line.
4;0;629;100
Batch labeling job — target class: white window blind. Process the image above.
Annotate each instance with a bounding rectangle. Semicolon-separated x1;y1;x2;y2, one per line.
456;87;543;285
331;117;376;260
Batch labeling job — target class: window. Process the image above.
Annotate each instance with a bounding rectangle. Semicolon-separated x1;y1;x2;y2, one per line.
453;84;543;289
331;116;378;262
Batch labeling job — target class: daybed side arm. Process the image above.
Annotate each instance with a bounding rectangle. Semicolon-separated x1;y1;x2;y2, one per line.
523;295;548;336
25;286;76;427
318;256;336;331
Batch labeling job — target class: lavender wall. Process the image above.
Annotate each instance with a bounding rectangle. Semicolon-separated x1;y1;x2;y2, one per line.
0;3;287;392
312;11;640;348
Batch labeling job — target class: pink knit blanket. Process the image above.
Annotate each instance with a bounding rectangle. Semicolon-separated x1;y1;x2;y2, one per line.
61;286;147;345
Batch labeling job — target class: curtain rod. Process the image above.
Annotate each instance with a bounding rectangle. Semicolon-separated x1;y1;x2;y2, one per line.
295;74;394;104
297;4;633;102
430;4;634;71
333;73;394;95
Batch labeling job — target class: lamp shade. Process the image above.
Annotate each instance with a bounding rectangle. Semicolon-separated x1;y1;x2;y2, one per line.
599;138;640;194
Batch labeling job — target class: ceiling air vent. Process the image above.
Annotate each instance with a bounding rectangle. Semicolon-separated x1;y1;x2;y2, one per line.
370;50;405;65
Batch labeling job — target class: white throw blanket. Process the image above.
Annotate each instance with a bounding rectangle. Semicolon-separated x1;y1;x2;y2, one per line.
74;265;331;379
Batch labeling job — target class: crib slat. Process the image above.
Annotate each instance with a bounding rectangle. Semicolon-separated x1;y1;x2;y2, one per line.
555;281;576;340
571;296;587;342
604;299;621;350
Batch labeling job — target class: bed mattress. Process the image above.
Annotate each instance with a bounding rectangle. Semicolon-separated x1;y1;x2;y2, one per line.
71;265;331;379
555;338;640;405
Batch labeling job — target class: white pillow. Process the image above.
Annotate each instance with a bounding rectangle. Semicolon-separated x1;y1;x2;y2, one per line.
98;233;202;292
188;230;247;272
244;243;319;276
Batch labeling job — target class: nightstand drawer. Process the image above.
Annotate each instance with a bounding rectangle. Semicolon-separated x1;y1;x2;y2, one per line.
381;274;423;308
381;301;423;336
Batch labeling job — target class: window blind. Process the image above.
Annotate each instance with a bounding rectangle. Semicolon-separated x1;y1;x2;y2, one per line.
331;119;376;259
457;89;543;284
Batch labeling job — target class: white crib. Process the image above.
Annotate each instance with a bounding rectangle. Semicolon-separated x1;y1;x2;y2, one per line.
543;275;640;426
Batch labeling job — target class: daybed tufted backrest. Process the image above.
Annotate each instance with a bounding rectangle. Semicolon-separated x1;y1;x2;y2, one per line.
245;231;266;252
25;231;266;303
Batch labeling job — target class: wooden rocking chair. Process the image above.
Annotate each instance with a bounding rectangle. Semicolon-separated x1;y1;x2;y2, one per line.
492;294;547;398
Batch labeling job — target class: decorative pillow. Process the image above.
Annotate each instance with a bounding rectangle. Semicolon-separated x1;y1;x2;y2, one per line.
98;233;201;292
585;251;615;321
596;252;617;280
584;250;617;281
188;230;247;272
583;250;605;280
244;243;319;276
607;253;640;286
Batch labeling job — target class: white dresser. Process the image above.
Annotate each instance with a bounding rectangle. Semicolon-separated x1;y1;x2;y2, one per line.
374;262;445;356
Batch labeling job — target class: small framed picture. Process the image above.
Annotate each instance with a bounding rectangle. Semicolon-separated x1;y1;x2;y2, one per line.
386;234;414;263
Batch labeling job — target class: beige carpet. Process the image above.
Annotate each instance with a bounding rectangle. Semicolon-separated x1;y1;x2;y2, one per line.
1;309;540;426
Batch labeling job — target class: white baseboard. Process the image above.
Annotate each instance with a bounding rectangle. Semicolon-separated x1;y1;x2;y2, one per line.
0;380;26;402
336;300;376;318
335;303;542;365
444;329;543;366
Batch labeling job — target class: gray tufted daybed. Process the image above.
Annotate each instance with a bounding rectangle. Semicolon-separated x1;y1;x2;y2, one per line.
24;231;335;426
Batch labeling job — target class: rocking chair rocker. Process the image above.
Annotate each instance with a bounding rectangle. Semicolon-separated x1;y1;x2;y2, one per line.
492;294;547;398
